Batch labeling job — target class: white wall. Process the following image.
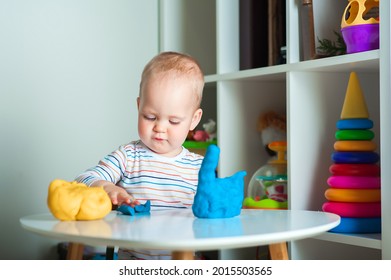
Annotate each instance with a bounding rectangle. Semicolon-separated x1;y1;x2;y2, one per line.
0;0;158;259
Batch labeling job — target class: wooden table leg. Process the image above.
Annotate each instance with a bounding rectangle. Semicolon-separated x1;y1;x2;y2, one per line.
106;246;115;260
268;242;289;260
67;243;84;260
171;251;194;260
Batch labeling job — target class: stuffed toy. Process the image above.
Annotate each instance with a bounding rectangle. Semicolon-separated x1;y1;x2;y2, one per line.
189;119;217;142
257;111;286;156
192;144;247;218
202;119;217;141
47;179;112;221
193;130;210;142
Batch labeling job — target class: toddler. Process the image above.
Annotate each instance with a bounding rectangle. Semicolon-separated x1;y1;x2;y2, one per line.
75;51;205;259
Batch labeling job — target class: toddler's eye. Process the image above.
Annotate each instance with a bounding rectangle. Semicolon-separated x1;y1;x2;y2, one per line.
144;115;156;121
169;120;180;125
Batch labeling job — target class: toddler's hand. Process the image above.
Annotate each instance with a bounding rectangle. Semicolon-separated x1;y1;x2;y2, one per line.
110;189;140;207
93;181;139;207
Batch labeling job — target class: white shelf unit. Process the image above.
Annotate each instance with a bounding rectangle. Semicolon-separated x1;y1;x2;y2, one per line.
160;0;391;259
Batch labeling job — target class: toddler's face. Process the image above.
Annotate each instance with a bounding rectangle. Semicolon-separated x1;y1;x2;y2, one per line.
137;74;202;157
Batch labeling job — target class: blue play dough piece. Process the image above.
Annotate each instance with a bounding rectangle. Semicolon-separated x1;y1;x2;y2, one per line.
336;119;373;130
329;217;381;233
117;200;151;216
332;151;379;164
192;144;247;219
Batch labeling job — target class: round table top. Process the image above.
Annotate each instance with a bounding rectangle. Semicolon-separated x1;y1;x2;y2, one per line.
20;208;340;251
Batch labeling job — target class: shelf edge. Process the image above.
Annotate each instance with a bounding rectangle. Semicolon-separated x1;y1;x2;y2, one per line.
312;232;381;250
205;50;379;83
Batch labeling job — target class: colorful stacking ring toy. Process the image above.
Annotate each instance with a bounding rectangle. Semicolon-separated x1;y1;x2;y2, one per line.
329;163;380;176
324;188;380;203
336;119;373;130
335;129;374;140
322;201;381;217
333;140;376;151
332;151;379;164
327;175;380;189
329;217;381;233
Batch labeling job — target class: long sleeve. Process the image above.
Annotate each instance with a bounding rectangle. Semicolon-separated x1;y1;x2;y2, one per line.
75;145;127;186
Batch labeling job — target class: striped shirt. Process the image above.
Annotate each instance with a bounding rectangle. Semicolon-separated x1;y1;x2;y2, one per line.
75;140;204;259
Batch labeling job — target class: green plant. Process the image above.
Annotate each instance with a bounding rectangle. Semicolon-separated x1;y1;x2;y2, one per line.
316;30;346;56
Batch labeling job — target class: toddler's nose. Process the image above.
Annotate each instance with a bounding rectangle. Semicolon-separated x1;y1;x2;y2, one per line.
153;122;166;133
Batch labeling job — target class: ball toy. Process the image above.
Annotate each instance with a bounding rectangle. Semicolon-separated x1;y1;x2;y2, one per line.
341;0;379;53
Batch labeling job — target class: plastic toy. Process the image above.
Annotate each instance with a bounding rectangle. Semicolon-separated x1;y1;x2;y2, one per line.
242;197;287;210
329;217;381;233
325;188;380;203
244;141;288;210
322;202;381;217
192;144;247;219
327;175;380;189
47;179;112;221
322;71;381;233
331;151;379;164
335;129;374;140
341;0;379;53
336;118;373;129
340;71;369;119
329;163;380;176
244;111;287;210
333;140;376;151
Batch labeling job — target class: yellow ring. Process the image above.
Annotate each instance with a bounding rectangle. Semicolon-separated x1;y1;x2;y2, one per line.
334;140;377;151
325;188;380;203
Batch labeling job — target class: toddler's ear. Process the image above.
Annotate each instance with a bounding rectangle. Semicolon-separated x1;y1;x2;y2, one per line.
190;108;203;131
137;97;140;109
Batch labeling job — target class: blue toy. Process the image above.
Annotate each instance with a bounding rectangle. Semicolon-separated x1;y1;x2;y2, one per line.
192;144;247;219
329;217;381;233
117;200;151;216
336;118;373;130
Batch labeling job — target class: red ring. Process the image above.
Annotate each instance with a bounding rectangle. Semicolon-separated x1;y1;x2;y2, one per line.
322;202;381;217
329;163;380;176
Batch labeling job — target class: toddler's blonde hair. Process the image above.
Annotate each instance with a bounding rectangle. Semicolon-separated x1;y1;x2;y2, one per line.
139;51;204;108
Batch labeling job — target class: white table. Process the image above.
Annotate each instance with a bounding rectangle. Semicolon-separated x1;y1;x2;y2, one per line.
20;208;340;260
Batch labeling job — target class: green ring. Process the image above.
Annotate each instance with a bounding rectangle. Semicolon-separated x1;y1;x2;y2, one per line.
335;130;374;140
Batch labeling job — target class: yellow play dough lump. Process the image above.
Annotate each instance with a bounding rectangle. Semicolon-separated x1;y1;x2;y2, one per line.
47;179;112;221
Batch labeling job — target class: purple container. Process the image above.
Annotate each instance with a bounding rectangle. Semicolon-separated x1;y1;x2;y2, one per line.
341;23;379;54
